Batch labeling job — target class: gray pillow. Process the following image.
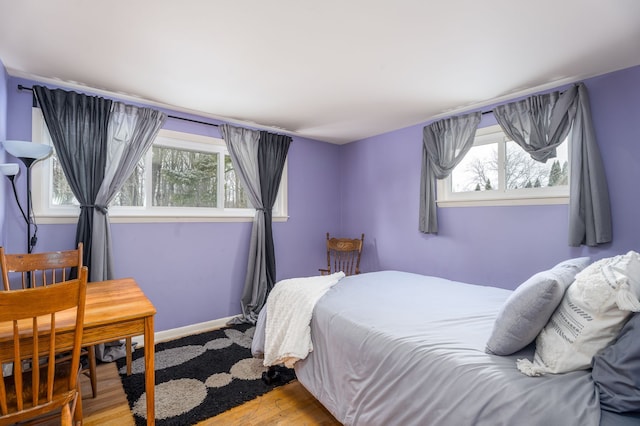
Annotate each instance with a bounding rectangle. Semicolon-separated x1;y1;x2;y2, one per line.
592;312;640;413
485;257;590;356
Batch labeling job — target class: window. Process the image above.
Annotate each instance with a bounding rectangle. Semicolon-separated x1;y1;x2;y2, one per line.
437;124;569;207
31;108;287;222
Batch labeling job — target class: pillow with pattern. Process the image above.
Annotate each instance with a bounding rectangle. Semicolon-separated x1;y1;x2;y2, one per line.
517;251;640;376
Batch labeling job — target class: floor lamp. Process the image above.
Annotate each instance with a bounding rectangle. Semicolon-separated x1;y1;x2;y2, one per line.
0;163;26;224
2;140;53;253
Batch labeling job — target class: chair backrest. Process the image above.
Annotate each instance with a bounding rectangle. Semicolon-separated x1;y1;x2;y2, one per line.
0;266;87;425
325;233;364;276
0;243;83;290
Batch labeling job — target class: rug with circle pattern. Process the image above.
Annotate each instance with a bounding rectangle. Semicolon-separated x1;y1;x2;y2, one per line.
116;323;296;426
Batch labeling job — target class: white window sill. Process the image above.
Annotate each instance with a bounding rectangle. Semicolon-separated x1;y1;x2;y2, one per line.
436;196;569;208
34;214;289;224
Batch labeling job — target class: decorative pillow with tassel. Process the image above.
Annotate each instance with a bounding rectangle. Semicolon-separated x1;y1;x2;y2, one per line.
517;251;640;377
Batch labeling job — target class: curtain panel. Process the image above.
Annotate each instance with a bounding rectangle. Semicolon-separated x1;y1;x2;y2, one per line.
494;83;611;246
258;131;291;292
220;124;264;324
33;86;111;268
419;112;482;233
91;103;166;282
220;124;291;324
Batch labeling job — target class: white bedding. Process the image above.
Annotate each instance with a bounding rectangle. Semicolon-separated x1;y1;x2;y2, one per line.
263;271;344;367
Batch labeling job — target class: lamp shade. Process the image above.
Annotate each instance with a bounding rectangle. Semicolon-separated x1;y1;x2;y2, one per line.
0;163;19;177
2;140;52;167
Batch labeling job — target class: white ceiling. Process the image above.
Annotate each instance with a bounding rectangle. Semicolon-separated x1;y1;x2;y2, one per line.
1;0;639;144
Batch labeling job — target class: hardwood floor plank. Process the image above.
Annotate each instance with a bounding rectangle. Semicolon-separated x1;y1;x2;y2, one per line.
80;362;135;426
198;380;340;426
81;362;341;425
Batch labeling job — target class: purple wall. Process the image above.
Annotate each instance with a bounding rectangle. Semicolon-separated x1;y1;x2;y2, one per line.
0;59;7;245
342;65;640;290
3;75;342;332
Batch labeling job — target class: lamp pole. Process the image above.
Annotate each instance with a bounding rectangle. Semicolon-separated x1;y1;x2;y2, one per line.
2;140;53;254
25;160;34;253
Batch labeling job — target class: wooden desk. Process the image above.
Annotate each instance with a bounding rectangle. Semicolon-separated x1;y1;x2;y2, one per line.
0;278;157;425
84;278;156;424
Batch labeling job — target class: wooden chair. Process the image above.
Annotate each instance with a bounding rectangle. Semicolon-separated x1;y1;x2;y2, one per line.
0;244;97;399
0;266;88;426
0;244;84;291
319;233;364;276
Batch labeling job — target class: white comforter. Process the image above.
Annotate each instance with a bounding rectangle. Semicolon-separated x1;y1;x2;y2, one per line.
263;272;345;367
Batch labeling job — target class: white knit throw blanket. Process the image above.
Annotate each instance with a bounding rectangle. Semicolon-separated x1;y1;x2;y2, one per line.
263;272;345;368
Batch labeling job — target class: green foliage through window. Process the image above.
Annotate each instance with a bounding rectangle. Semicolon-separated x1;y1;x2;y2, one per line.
152;146;218;207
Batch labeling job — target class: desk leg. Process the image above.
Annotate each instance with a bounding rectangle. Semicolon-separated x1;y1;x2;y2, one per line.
144;316;155;425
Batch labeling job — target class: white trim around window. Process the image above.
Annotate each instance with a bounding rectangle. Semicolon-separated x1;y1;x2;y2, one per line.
436;124;570;208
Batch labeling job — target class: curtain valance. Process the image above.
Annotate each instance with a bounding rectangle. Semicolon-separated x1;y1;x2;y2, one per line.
419;112;481;233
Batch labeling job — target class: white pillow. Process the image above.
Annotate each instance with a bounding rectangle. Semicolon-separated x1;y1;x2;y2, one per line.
517;251;640;376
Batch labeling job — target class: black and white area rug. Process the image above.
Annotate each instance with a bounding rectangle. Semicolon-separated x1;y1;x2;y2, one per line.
116;323;296;426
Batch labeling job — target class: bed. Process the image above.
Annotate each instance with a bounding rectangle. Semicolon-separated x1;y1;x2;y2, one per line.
252;269;640;426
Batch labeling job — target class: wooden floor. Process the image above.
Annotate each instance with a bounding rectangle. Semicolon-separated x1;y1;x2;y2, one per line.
81;362;341;425
80;363;135;426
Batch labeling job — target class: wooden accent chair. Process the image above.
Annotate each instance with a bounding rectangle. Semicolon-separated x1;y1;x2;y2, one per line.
0;266;88;426
319;233;365;276
0;244;97;399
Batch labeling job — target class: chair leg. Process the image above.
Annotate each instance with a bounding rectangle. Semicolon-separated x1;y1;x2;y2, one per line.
87;345;97;398
74;386;84;425
126;337;133;376
61;402;72;426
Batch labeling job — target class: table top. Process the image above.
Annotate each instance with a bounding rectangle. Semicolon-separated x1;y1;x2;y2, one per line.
83;277;156;327
0;277;156;342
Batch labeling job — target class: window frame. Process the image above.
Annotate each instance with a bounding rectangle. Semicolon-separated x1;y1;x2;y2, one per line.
436;124;570;207
31;108;288;223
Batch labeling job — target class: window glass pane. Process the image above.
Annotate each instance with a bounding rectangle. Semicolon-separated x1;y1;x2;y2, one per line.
224;155;250;208
52;152;144;207
51;153;78;206
110;162;144;206
505;141;569;189
152;146;218;207
451;143;499;192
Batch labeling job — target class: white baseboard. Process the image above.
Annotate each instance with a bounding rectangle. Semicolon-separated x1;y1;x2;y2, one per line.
131;315;240;348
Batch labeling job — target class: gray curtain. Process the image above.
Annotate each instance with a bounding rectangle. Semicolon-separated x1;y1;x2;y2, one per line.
493;91;573;163
258;131;291;291
220;124;264;324
419;112;481;233
92;103;165;362
220;124;291;324
33;86;111;268
493;83;611;246
91;103;166;282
